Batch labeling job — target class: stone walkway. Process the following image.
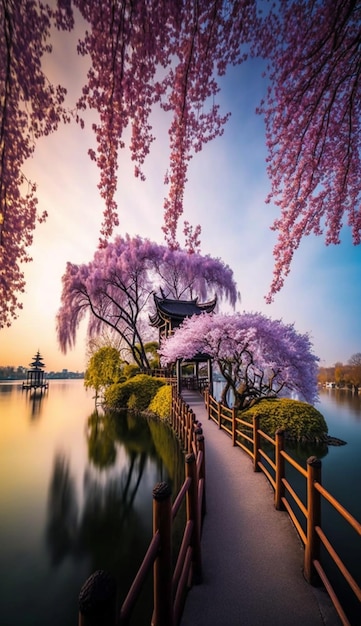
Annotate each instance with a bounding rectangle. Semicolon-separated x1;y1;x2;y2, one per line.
179;390;340;626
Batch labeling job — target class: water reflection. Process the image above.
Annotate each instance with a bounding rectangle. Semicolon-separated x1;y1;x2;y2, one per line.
46;450;148;570
26;389;48;420
87;411;117;468
46;453;78;566
285;439;329;462
321;388;361;420
0;383;18;394
0;380;48;418
44;408;185;621
86;409;159;468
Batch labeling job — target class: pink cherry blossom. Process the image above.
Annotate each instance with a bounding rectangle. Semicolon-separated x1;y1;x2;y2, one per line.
2;1;360;326
0;0;69;328
254;0;361;300
160;312;319;408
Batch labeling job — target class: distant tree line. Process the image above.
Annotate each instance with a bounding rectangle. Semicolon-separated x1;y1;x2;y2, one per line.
0;366;27;380
318;353;361;388
0;366;84;380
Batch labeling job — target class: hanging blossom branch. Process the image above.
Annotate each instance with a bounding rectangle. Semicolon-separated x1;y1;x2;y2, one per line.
253;0;361;300
0;0;70;328
74;0;174;246
54;0;361;294
3;0;361;328
160;0;255;250
73;0;257;250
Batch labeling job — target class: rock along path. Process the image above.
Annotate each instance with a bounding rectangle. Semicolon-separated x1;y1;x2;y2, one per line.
179;389;341;626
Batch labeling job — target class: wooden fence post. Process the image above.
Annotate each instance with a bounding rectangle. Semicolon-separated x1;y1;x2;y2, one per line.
186;408;193;451
217;401;222;429
171;387;176;430
182;403;188;443
274;429;285;509
253;414;261;472
190;422;200;456
204;389;210;419
152;482;173;626
187;410;194;453
197;434;207;517
232;407;237;446
177;401;182;439
185;454;202;584
78;570;117;626
304;456;322;585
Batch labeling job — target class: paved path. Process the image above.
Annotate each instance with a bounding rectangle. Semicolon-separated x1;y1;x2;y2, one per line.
180;390;340;626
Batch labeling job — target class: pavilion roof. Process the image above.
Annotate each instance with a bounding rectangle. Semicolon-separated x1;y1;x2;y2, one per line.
29;350;46;370
149;293;217;328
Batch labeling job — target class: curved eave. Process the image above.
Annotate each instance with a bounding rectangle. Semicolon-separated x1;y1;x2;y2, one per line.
150;293;217;328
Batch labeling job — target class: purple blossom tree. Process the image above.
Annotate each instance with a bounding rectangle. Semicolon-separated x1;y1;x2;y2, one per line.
56;235;238;369
160;312;319;408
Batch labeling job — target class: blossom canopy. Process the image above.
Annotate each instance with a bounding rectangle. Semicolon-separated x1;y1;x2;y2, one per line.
160;312;319;407
56;234;238;368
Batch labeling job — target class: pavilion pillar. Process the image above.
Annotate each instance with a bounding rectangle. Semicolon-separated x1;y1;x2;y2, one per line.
176;359;181;395
207;359;213;396
194;361;199;383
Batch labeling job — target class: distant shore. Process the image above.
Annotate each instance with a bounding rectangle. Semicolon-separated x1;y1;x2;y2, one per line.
0;372;84;381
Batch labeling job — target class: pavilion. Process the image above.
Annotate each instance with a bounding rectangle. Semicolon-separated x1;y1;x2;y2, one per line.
22;350;48;392
149;293;216;394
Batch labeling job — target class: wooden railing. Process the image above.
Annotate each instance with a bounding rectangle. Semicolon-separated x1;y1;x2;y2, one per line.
204;389;361;626
78;388;205;626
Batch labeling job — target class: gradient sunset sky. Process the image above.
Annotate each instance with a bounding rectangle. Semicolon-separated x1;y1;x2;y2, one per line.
1;17;360;372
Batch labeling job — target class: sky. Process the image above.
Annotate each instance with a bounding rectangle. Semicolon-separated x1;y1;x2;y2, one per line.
1;15;361;373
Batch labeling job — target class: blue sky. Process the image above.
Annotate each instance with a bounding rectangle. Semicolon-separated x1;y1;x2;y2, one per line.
1;26;360;371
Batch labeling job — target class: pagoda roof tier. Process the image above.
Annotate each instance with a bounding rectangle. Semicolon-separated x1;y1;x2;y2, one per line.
149;293;217;328
29;350;46;370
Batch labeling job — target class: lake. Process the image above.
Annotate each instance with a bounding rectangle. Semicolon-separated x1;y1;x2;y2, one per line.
0;381;360;625
0;380;185;626
299;388;361;624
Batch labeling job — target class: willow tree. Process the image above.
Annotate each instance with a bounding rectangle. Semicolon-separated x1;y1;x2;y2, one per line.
84;346;123;400
56;234;238;369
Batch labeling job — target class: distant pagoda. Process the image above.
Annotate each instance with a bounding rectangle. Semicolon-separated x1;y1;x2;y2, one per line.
23;350;48;391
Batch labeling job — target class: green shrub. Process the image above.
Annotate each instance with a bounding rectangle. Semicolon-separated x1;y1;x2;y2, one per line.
241;398;328;442
104;374;165;411
122;363;140;379
148;385;172;419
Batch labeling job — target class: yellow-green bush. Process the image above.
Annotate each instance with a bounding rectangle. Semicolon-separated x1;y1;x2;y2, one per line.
148;385;172;419
104;374;165;411
241;398;328;442
122;363;140;379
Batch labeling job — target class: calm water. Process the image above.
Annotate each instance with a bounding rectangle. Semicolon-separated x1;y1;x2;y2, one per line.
0;380;184;626
309;389;361;521
278;388;361;519
1;382;360;625
298;389;361;625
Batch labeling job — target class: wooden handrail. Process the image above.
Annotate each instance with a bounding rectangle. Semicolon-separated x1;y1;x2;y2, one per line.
120;532;161;623
78;388;206;626
202;389;361;625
